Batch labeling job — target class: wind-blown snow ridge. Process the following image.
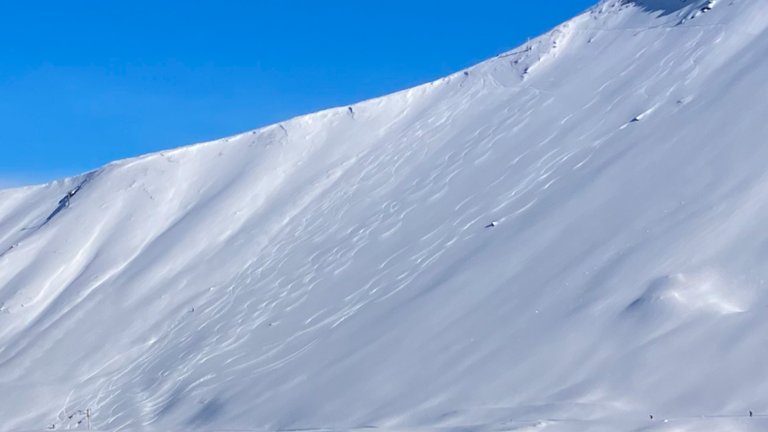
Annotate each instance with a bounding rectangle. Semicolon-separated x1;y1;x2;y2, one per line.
5;1;768;431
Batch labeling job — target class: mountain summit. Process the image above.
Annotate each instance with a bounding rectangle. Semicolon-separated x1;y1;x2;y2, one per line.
3;1;768;431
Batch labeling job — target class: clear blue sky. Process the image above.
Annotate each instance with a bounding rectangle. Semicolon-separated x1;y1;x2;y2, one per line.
0;0;595;188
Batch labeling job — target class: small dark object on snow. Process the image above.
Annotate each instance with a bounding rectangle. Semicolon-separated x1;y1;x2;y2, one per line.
650;415;653;420
750;411;753;417
66;190;75;205
64;189;78;207
464;71;469;76
348;107;354;114
485;221;498;228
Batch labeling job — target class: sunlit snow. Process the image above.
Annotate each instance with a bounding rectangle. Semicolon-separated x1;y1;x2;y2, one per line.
3;1;768;431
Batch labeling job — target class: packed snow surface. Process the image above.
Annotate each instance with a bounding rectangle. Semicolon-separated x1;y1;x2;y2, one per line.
4;0;768;431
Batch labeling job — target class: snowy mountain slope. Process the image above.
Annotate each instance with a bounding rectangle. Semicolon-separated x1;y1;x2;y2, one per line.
4;0;768;431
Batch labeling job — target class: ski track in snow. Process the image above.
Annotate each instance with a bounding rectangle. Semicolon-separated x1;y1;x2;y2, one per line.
5;1;768;431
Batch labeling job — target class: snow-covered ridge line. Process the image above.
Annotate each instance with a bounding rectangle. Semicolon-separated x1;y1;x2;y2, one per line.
4;0;734;197
1;2;612;195
6;1;768;431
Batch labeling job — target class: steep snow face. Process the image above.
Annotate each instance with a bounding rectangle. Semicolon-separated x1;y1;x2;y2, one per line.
4;1;768;431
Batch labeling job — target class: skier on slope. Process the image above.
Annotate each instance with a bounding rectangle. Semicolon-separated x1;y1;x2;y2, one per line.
64;190;75;207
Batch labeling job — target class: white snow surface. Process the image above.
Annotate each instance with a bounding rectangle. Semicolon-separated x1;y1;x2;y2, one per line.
4;1;768;431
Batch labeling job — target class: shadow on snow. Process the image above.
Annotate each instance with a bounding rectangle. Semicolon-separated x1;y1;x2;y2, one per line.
624;0;698;16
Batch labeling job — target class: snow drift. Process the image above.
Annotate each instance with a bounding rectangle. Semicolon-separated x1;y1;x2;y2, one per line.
3;1;768;431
